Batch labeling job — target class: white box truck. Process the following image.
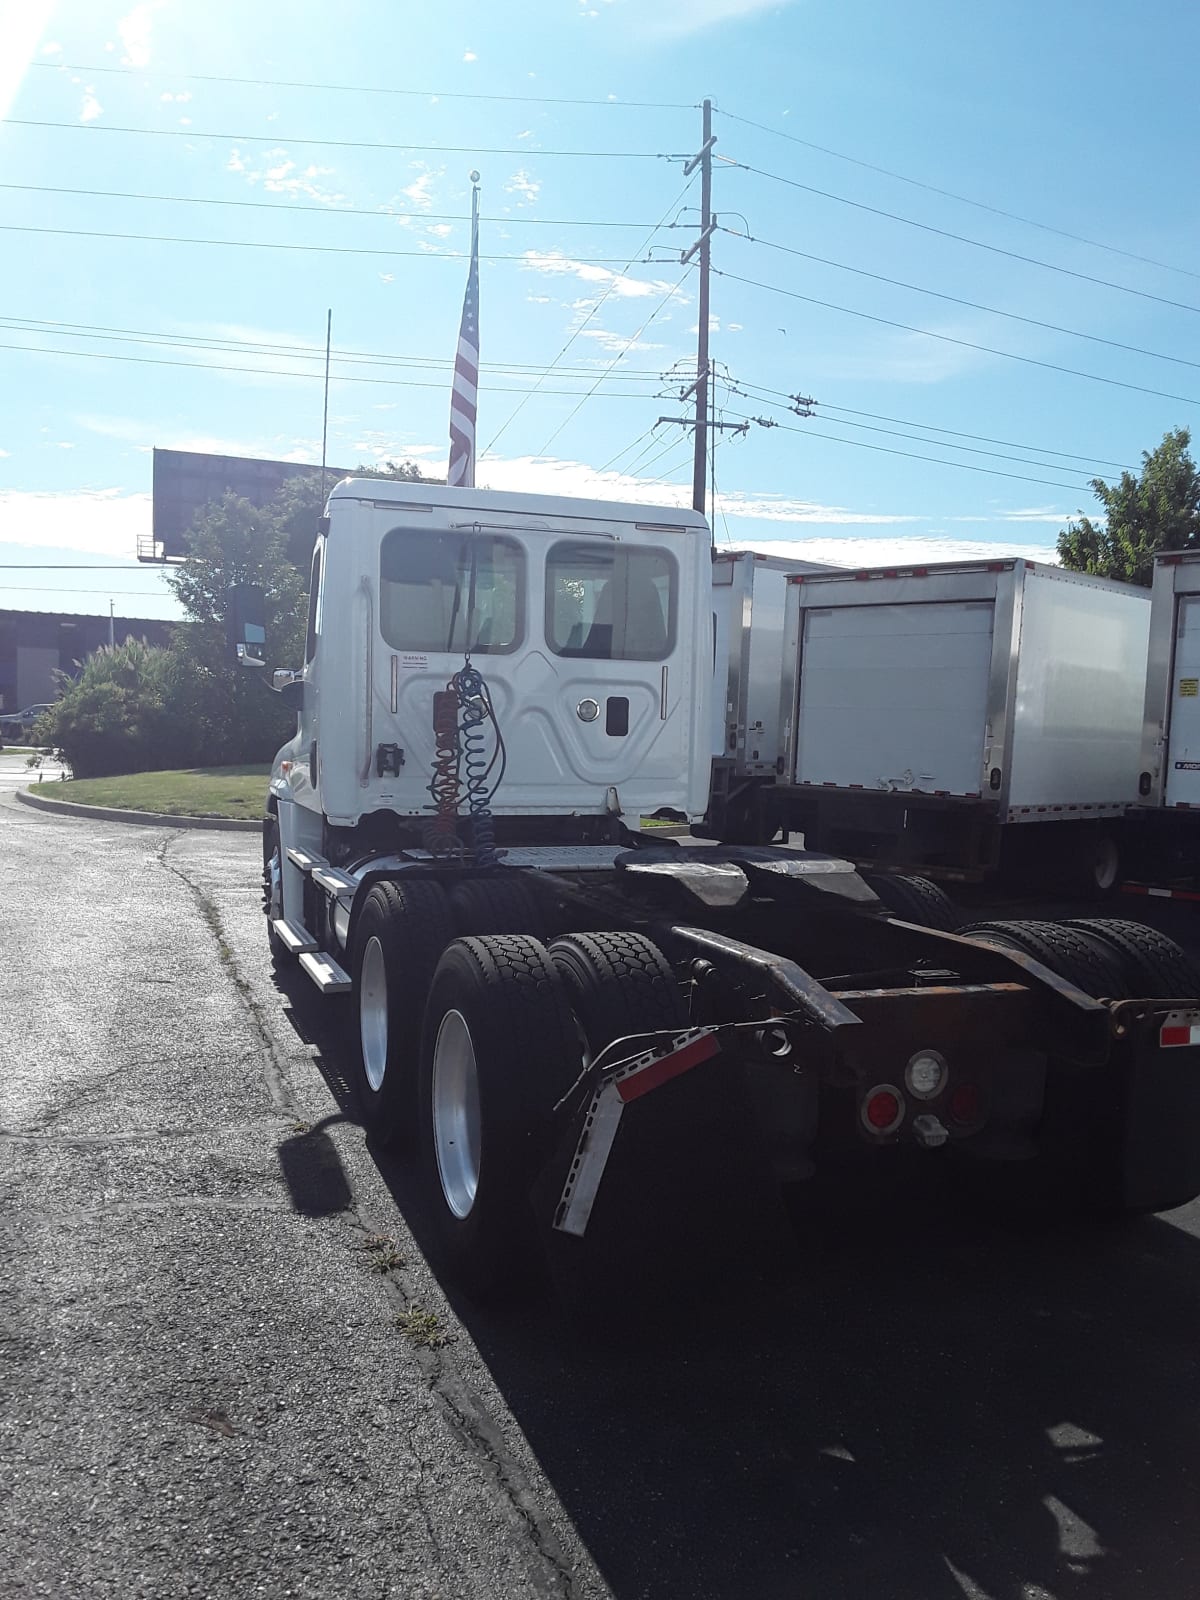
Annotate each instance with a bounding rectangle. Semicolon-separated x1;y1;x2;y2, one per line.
1133;551;1200;894
705;557;1151;894
227;483;1200;1296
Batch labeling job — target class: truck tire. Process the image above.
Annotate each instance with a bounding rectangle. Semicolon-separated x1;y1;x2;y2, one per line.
1070;829;1122;899
958;919;1128;999
449;874;553;940
419;935;581;1297
548;932;688;1061
262;815;289;965
352;879;455;1147
1064;919;1200;999
861;872;963;932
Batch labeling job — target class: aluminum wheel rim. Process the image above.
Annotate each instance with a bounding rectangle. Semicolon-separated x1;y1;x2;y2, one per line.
432;1009;481;1220
359;936;389;1093
1094;838;1119;892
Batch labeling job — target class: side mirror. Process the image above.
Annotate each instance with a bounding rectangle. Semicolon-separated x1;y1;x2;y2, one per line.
229;584;267;668
271;669;305;710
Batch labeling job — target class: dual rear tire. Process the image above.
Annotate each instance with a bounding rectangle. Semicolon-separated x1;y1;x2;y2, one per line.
347;884;686;1295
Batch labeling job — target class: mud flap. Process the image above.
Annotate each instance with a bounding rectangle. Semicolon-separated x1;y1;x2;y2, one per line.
1118;1017;1200;1214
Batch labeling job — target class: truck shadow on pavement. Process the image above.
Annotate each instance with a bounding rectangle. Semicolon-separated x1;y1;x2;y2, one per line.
275;964;1200;1600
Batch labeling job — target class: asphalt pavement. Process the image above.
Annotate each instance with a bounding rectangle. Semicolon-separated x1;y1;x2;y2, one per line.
5;771;1200;1600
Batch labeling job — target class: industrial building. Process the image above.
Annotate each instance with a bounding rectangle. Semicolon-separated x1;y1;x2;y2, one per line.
0;608;175;715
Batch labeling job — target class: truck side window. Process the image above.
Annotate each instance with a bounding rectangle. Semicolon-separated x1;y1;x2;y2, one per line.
305;545;322;664
546;543;676;661
379;529;523;654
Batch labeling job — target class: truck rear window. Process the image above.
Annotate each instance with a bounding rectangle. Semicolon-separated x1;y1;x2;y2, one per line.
379;528;523;654
546;543;676;661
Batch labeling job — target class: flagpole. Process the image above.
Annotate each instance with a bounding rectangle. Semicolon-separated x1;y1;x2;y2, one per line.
448;170;481;489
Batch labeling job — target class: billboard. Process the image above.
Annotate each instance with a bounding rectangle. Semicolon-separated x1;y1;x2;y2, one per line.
143;448;355;562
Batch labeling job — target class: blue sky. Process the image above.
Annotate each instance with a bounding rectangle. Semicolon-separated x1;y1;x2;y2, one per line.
3;0;1199;620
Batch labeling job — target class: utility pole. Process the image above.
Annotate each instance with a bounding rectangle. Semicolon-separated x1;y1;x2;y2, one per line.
681;99;716;516
108;599;115;649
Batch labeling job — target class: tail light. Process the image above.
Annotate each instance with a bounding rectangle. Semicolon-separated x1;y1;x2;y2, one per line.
861;1085;905;1135
948;1082;982;1125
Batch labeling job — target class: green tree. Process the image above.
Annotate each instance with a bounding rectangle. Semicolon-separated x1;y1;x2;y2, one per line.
166;491;308;765
277;460;429;567
1057;427;1200;586
38;638;184;778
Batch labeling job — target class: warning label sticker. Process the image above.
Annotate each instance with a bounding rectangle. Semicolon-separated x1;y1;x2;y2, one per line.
1181;678;1199;697
400;654;428;670
1175;761;1200;771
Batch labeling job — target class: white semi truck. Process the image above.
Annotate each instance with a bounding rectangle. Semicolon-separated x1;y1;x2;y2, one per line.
704;556;1152;895
237;480;1200;1295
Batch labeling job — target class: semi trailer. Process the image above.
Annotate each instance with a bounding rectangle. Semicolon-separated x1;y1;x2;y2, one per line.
706;557;1152;895
1133;551;1200;894
241;480;1200;1295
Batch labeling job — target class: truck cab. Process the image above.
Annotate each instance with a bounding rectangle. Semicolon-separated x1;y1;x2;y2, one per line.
268;480;712;900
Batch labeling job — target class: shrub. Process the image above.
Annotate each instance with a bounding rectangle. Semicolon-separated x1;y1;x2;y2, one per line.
39;639;188;779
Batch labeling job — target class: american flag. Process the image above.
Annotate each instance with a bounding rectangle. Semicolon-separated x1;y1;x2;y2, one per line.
447;195;480;488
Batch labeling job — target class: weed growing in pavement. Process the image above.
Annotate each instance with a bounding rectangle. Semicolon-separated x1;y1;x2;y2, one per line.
395;1308;453;1348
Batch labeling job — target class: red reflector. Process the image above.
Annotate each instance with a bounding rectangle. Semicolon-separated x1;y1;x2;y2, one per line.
948;1083;981;1124
865;1088;902;1130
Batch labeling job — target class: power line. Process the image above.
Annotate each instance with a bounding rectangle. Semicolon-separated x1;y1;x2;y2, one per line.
596;425;662;474
721;226;1200;373
727;385;1117;477
0;315;669;382
714;268;1200;408
726;408;1090;493
1;337;668;397
728;379;1135;474
716;108;1200;285
0;564;171;570
31;60;693;110
535;271;694;454
4;586;178;596
0;221;674;265
0;182;669;231
796;398;1135;471
729;160;1200;318
5;117;674;160
484;175;696;453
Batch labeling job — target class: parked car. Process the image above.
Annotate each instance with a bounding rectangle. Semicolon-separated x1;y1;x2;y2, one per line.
0;703;53;742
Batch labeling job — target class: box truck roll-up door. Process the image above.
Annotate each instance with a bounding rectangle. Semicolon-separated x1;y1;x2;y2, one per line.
1167;595;1200;807
795;601;993;794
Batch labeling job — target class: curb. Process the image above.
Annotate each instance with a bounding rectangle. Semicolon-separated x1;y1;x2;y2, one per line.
15;786;262;833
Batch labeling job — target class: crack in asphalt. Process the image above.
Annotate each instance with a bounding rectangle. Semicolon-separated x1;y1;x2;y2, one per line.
156;834;301;1120
338;1204;582;1598
0;1119;294;1146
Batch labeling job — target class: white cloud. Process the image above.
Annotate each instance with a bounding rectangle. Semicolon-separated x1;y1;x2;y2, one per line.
577;327;663;355
80;89;103;122
54;441;75;450
117;1;164;68
472;451;920;525
0;488;152;558
516;129;533;140
504;168;540;206
160;89;192;103
999;506;1076;523
75;412;319;461
379;272;396;283
605;0;796;35
521;251;687;301
0;447;11;458
400;164;442;209
40;41;62;55
462;49;477;61
226;146;347;206
725;534;1059;566
426;222;454;238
